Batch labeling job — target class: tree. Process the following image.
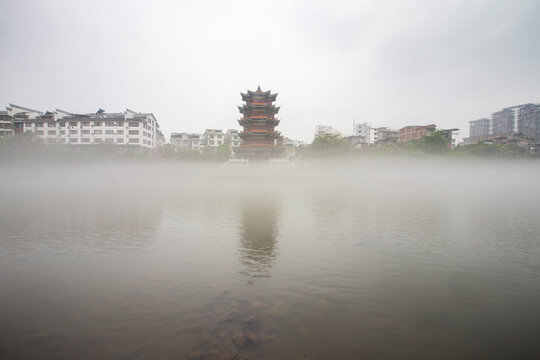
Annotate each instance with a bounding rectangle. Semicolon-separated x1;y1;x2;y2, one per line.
215;143;232;162
309;133;351;156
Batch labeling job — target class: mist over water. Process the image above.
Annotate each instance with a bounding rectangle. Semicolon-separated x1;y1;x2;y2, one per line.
1;160;540;359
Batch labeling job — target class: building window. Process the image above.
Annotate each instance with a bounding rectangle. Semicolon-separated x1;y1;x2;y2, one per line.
69;138;78;143
69;130;77;135
48;130;56;135
25;123;32;127
105;138;114;143
81;130;90;134
94;138;103;143
60;130;66;135
93;122;102;126
69;122;77;126
105;130;114;135
93;130;102;135
116;138;124;143
129;130;139;135
35;123;43;127
59;122;65;127
129;138;139;143
47;122;55;127
129;122;139;127
81;138;90;143
81;121;90;126
106;122;114;126
116;130;123;135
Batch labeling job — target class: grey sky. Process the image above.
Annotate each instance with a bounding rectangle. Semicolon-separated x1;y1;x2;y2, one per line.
1;0;539;141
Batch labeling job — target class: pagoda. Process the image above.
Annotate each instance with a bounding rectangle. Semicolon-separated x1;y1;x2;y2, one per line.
235;86;284;161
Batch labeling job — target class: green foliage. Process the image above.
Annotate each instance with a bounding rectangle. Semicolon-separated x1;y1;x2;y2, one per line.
306;134;352;157
397;131;449;154
215;143;232;162
454;142;528;158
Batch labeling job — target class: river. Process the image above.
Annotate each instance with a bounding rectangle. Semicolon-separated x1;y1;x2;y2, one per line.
1;160;539;359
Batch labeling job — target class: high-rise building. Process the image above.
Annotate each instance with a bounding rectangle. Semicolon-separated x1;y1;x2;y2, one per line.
517;103;540;142
235;86;284;160
469;118;491;138
492;108;515;136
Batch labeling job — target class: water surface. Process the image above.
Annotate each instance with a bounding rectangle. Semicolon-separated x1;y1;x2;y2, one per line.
1;160;539;359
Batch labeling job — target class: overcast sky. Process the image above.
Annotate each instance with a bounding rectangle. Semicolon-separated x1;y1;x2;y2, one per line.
1;0;539;141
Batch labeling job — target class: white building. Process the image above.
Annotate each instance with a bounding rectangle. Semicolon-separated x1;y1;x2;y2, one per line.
225;129;241;147
190;134;203;151
374;127;399;143
170;129;241;151
353;122;376;145
6;104;163;149
440;129;460;149
170;132;193;149
0;109;13;137
283;137;304;147
170;132;206;151
202;129;224;148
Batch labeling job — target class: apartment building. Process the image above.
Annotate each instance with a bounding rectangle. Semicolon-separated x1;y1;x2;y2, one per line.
375;127;399;144
469;118;491;138
399;124;436;142
170;132;193;149
517;103;540;142
0;110;13;137
170;132;206;151
439;129;460;149
225;129;241;147
353;122;376;145
492;108;515;136
4;104;163;149
202;129;224;148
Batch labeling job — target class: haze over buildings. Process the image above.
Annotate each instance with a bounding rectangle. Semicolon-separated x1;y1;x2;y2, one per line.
1;0;539;142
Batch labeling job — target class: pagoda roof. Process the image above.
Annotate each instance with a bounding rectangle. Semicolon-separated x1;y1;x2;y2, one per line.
240;86;278;101
238;118;280;125
238;105;280;113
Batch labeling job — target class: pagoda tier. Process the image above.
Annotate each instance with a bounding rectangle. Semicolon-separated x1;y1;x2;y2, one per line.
238;118;280;127
235;86;285;161
238;105;280;114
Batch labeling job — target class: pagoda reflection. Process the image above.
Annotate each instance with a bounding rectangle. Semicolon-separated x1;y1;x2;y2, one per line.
238;197;279;280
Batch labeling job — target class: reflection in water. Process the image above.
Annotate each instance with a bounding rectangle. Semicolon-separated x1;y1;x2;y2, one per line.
238;197;279;279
